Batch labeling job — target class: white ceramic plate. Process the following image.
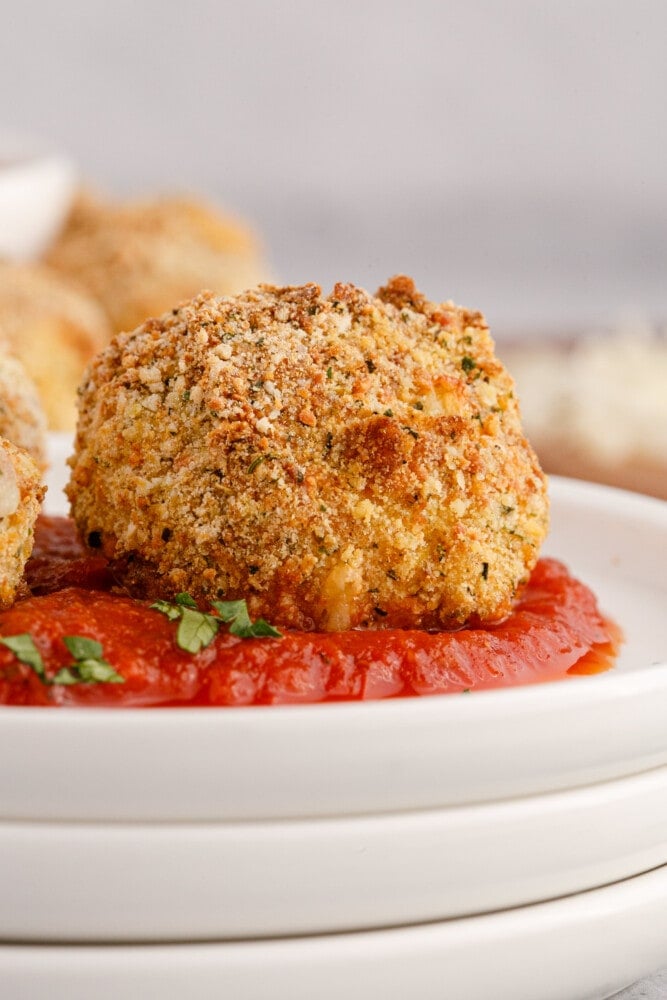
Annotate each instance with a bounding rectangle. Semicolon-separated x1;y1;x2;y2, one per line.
1;865;665;1000
1;434;665;823
1;766;665;941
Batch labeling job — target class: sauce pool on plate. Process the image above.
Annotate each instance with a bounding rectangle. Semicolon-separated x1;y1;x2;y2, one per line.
0;516;621;708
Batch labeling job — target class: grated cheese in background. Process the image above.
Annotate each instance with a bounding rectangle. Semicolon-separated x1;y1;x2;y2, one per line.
500;322;667;500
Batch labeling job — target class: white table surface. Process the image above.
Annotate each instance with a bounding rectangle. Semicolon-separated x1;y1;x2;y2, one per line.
616;969;667;998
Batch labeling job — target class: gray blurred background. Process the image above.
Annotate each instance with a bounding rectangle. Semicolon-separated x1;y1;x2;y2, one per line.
2;0;666;333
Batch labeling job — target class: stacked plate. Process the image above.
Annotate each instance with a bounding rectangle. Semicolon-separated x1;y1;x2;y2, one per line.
0;436;665;999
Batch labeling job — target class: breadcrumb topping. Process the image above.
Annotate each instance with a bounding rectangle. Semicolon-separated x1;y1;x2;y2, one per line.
68;276;548;631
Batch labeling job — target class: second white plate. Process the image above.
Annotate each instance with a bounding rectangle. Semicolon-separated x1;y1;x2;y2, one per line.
1;866;666;1000
1;765;666;941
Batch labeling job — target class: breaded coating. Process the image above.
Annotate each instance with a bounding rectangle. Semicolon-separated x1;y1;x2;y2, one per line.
0;349;48;471
0;262;111;430
68;277;548;632
46;192;270;334
0;439;45;608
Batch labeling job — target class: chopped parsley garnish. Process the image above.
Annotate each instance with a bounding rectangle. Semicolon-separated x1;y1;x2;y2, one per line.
177;606;220;654
461;355;476;373
383;408;394;418
0;633;124;685
151;594;282;653
54;636;125;685
481;562;489;580
402;426;419;440
0;634;47;682
211;599;282;639
326;366;333;379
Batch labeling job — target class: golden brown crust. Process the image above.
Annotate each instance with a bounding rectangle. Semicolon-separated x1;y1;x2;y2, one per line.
68;276;548;631
0;262;111;430
46;192;271;334
0;439;45;609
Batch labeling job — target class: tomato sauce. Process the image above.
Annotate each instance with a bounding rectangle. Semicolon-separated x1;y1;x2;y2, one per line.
0;517;621;707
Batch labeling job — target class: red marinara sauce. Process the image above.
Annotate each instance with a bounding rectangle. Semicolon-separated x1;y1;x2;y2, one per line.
1;516;621;707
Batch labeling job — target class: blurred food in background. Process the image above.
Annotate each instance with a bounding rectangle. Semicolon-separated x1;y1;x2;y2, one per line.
0;138;75;262
45;191;271;334
0;347;47;471
0;436;44;608
500;325;667;500
0;172;272;431
0;262;110;430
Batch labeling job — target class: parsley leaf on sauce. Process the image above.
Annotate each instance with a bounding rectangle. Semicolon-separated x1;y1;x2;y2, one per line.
0;633;124;685
0;634;48;682
177;606;220;654
60;635;125;684
211;599;282;639
151;594;282;651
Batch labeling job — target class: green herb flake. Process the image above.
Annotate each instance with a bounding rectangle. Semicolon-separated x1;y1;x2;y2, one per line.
383;408;394;418
151;598;181;621
461;355;476;373
61;635;125;685
481;562;489;580
211;599;282;639
326;366;333;379
413;400;424;410
153;592;282;650
1;632;124;686
247;455;267;474
0;634;47;681
62;636;104;662
177;606;220;654
402;426;419;440
50;667;80;686
175;592;198;609
152;595;219;654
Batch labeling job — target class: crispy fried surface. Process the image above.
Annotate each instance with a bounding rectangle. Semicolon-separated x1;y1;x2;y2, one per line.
0;262;111;430
0;439;45;609
68;277;548;631
46;192;270;334
0;349;48;471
